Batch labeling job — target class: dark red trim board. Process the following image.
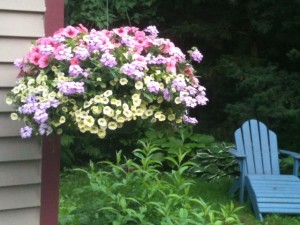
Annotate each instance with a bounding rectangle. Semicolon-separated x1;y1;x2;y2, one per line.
41;1;64;224
40;135;61;225
45;0;64;36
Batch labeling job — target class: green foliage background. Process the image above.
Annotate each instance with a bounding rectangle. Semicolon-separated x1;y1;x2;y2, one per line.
65;0;300;154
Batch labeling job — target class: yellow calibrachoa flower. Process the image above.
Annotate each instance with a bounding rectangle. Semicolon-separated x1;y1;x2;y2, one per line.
90;126;99;134
116;116;125;123
123;109;133;118
10;113;18;120
94;95;102;103
97;118;107;127
135;81;143;90
61;96;69;103
174;97;181;104
167;114;176;121
154;111;162;119
145;109;153;117
100;97;109;104
157;96;163;104
133;99;142;107
48;92;57;99
136;108;144;116
6;98;13;105
84;100;92;109
132;93;140;100
158;114;166;121
97;129;106;139
120;78;128;85
83;115;95;127
91;106;101;115
176;118;182;123
103;106;112;115
59;116;66;124
62;107;68;112
122;103;129;110
103;90;113;97
69;98;76;104
108;121;118;130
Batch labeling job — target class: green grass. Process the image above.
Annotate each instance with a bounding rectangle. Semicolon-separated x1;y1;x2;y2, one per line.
59;171;300;225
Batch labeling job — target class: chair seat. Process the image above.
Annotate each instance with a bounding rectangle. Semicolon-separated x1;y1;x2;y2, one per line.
246;175;300;220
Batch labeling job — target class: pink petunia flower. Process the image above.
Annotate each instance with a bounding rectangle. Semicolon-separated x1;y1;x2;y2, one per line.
62;26;80;38
38;55;50;68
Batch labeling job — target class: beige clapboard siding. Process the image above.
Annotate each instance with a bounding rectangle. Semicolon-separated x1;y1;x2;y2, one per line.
0;113;23;137
0;207;40;225
0;160;41;187
0;184;40;211
0;37;34;63
0;11;45;37
0;63;18;87
0;88;13;112
0;0;45;12
0;137;41;162
0;1;45;224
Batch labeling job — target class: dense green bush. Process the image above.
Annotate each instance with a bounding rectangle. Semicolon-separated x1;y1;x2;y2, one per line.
59;141;242;225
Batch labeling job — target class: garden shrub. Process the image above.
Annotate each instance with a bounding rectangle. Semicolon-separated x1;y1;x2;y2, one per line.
190;143;238;181
59;141;242;225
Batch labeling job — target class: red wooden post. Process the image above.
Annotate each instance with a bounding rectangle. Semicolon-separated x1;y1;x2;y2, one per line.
40;0;64;225
40;135;61;225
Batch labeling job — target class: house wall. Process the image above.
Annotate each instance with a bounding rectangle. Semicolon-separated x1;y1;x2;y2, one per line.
0;1;45;225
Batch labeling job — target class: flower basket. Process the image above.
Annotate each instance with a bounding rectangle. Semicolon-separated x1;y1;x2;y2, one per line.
6;25;208;139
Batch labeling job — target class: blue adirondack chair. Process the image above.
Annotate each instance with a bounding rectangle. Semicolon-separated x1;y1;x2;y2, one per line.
229;119;300;220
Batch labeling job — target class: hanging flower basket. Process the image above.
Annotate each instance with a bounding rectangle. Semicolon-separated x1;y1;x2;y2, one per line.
6;25;208;139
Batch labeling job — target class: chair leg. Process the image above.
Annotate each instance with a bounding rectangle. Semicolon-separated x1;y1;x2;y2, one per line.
293;159;299;177
228;178;240;197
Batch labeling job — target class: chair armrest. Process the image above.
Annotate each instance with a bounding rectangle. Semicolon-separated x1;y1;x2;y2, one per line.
280;149;300;159
228;148;246;158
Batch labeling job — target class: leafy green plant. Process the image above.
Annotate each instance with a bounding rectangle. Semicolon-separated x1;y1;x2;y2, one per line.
141;125;215;166
190;142;238;181
59;141;242;225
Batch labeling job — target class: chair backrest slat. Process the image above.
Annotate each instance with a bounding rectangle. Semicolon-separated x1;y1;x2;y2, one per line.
269;131;280;174
249;120;264;174
234;119;280;175
259;122;272;174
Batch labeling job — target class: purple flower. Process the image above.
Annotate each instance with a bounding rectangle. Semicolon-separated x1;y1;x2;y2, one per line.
191;48;203;63
39;123;53;135
147;54;167;65
49;99;60;108
73;46;90;60
182;115;198;125
19;103;36;114
100;52;117;67
69;64;84;77
58;81;85;95
40;45;54;56
54;44;73;61
196;94;208;105
144;26;159;37
33;109;49;123
14;58;24;69
147;81;160;93
26;95;37;104
172;77;186;91
20;126;33;138
120;62;146;80
163;89;171;101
